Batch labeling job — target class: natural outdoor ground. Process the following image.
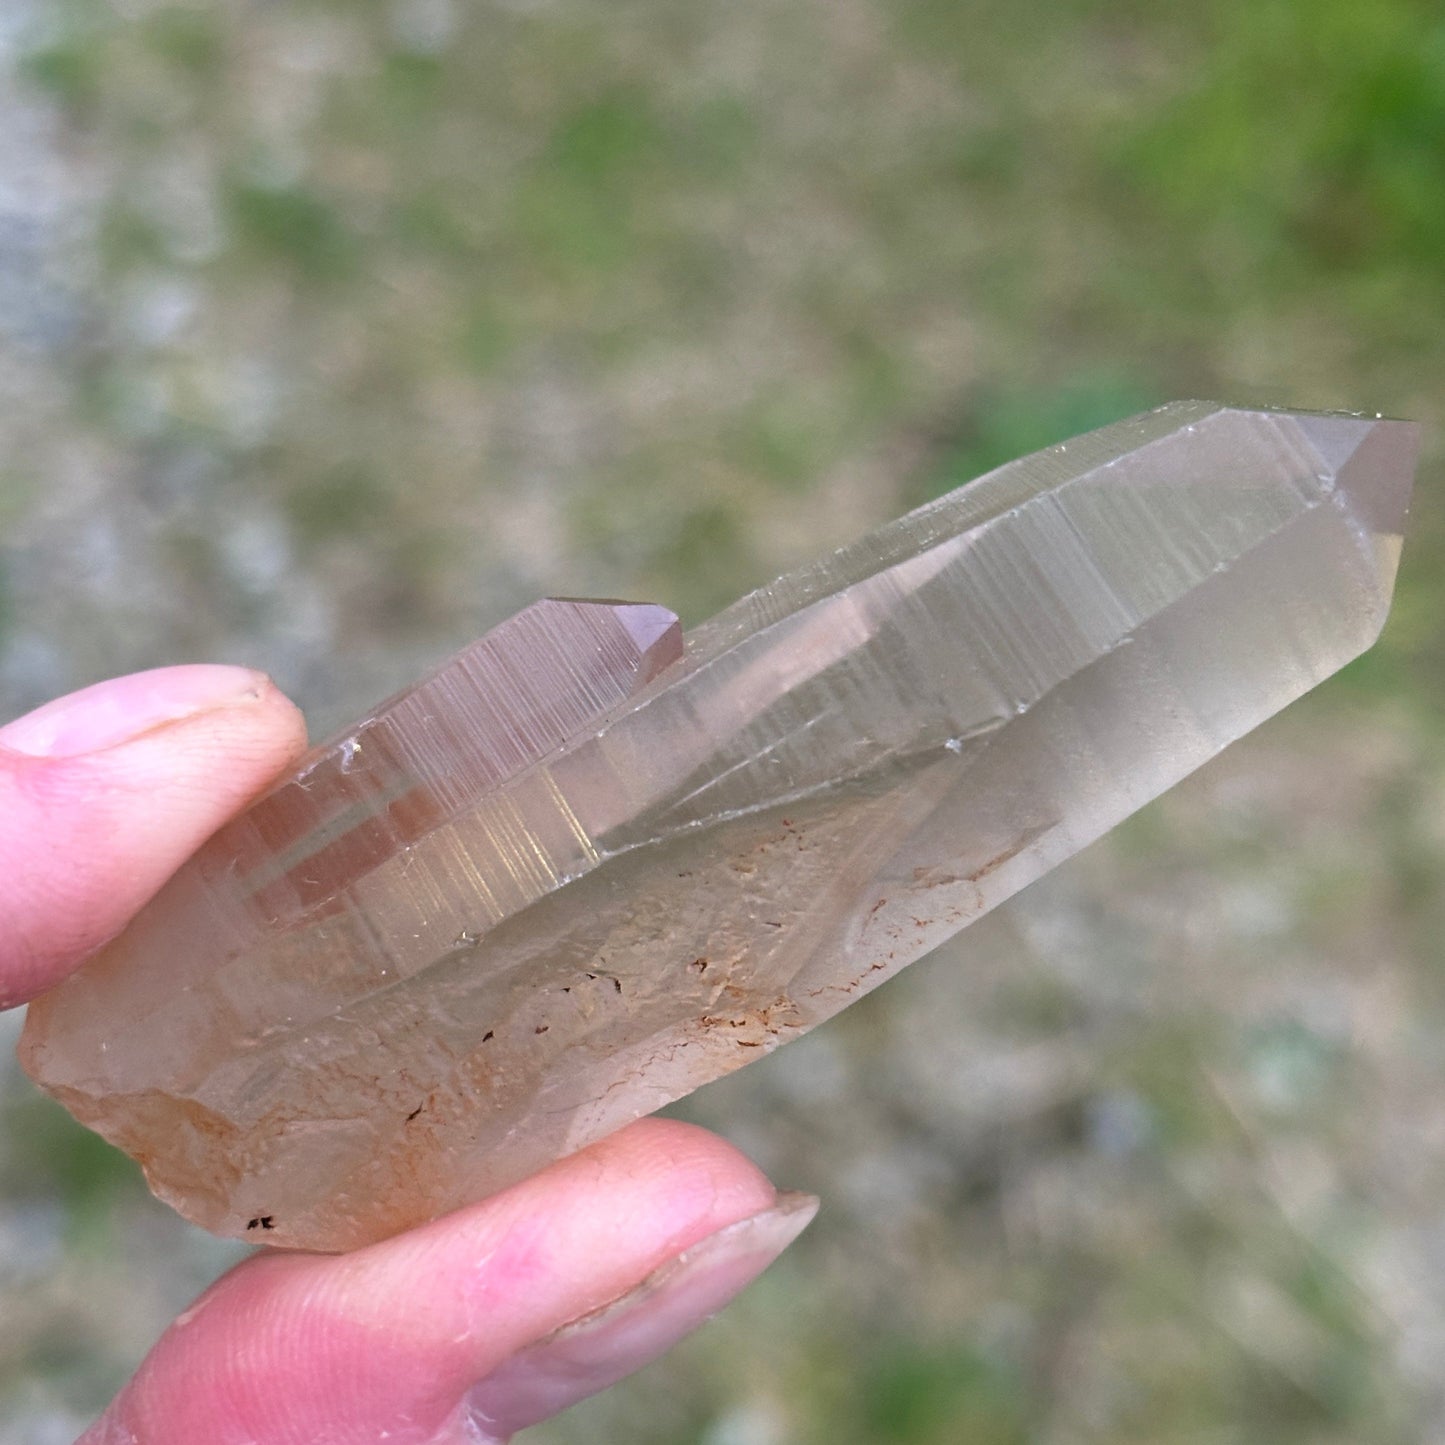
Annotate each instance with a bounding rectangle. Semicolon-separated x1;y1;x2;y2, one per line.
1;0;1443;1440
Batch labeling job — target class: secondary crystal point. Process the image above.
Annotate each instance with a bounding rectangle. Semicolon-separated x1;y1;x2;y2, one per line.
19;403;1418;1251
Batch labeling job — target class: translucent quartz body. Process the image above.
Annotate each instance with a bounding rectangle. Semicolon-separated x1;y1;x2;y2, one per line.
19;404;1418;1250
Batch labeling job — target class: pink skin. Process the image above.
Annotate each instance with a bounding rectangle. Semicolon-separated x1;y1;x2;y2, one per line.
1;666;815;1444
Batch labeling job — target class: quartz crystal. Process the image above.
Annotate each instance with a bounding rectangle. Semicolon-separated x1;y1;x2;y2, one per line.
19;403;1418;1250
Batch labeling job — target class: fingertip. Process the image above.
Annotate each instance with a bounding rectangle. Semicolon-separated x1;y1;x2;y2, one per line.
0;664;288;758
97;670;310;812
569;1116;780;1247
0;670;309;1006
462;1188;819;1441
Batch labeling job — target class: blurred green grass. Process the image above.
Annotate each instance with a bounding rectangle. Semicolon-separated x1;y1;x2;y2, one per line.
3;0;1444;1440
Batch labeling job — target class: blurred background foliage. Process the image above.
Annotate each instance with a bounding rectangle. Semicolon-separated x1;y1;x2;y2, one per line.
0;0;1442;1440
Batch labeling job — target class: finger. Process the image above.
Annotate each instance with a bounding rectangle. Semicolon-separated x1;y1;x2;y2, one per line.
84;1118;817;1445
0;665;308;1007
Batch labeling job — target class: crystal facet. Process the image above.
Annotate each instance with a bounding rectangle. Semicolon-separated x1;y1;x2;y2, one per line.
19;403;1418;1250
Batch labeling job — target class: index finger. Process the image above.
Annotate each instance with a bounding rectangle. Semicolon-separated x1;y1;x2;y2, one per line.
0;665;307;1007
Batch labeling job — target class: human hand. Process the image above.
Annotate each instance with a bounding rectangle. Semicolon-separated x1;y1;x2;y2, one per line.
1;664;816;1444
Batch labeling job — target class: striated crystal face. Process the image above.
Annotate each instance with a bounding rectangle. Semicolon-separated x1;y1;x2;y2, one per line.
19;403;1418;1250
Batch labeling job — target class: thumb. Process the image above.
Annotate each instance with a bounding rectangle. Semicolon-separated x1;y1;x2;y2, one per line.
0;665;308;1007
83;1119;816;1445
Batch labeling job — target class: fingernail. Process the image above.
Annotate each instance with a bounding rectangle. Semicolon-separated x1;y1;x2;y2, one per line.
0;665;272;759
463;1191;819;1440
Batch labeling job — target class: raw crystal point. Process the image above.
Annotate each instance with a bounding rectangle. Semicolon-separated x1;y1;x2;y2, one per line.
19;403;1418;1250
